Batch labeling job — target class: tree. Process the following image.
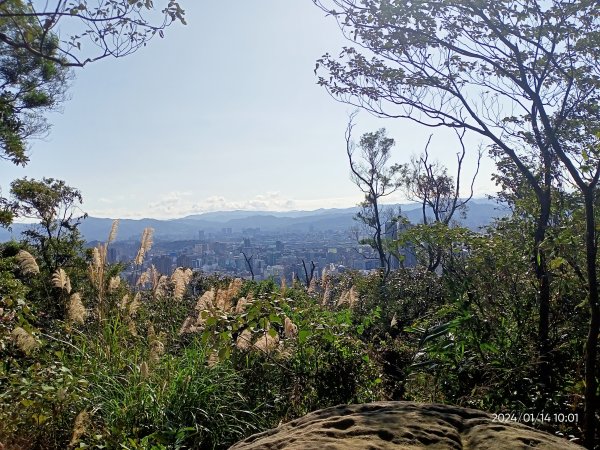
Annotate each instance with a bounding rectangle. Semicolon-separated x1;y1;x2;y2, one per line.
0;0;185;226
0;4;69;167
5;177;86;271
241;251;255;281
0;0;186;67
399;132;481;271
302;259;316;288
312;0;600;445
346;114;402;276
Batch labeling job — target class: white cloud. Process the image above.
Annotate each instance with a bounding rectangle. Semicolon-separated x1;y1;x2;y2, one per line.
85;191;368;219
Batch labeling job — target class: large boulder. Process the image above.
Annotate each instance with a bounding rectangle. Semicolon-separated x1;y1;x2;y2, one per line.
230;401;583;449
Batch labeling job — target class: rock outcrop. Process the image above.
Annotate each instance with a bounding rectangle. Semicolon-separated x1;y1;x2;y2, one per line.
230;401;583;449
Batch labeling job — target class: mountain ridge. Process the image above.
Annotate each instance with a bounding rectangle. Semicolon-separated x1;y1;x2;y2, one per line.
0;200;507;243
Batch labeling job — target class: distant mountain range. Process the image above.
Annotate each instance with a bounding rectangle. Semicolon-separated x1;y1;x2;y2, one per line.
0;199;509;243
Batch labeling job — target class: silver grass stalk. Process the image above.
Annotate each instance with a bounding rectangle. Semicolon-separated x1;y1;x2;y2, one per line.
11;326;39;354
68;293;86;325
107;219;119;244
108;275;121;293
68;410;90;448
52;268;71;293
15;250;39;275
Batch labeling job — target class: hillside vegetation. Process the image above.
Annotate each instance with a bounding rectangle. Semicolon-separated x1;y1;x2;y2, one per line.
0;205;589;448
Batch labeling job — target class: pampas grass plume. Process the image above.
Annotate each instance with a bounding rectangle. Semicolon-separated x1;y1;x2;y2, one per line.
253;330;279;353
11;326;39;354
140;361;149;379
68;293;86;325
108;275;120;292
15;250;39;275
128;292;141;317
134;228;154;265
235;329;252;350
107;219;119;244
68;410;90;448
171;268;186;300
284;316;298;338
52;268;71;293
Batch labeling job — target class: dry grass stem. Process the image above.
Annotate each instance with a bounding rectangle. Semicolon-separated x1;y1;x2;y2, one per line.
136;268;150;287
140;361;149;379
214;279;242;311
154;275;168;299
149;339;165;364
307;277;317;293
280;276;287;291
337;286;359;308
178;317;199;335
119;294;130;310
207;351;219;367
322;282;332;305
127;319;138;336
235;296;250;313
195;290;215;311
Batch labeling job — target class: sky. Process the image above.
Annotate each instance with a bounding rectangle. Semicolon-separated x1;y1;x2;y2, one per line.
1;1;498;220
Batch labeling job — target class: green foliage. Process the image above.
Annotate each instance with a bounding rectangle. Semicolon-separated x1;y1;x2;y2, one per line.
0;211;594;447
0;1;69;169
0;1;186;67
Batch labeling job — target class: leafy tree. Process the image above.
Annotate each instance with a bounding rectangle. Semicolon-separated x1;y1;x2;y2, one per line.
399;132;481;271
0;1;185;226
313;1;600;442
0;4;69;167
0;0;186;67
5;177;86;272
345;114;402;276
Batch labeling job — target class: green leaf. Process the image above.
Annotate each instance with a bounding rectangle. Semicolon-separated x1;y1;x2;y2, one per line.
298;329;311;344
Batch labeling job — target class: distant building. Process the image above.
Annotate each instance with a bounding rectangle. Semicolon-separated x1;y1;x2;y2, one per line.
152;255;174;275
385;220;417;268
176;254;193;268
107;247;119;264
264;264;285;278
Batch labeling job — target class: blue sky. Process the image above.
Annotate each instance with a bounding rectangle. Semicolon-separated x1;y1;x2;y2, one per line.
1;1;497;219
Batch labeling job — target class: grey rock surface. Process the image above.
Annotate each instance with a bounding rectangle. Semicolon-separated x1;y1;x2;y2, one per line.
230;401;583;449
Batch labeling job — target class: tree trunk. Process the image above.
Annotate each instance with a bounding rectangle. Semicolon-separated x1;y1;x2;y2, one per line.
583;188;599;449
534;189;552;391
